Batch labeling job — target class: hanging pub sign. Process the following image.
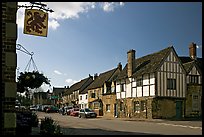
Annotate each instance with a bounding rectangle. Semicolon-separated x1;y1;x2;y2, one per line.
24;9;48;37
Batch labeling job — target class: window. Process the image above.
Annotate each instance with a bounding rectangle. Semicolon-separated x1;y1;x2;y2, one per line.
93;102;99;109
80;96;82;100
192;94;199;111
85;95;88;99
91;93;95;98
193;95;198;100
106;87;111;93
134;101;140;113
167;79;176;90
120;84;125;92
141;101;146;112
137;78;143;87
111;86;115;93
189;75;199;84
106;104;110;112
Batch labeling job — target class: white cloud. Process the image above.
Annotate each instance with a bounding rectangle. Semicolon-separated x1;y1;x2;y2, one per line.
65;78;79;86
101;2;125;12
196;45;202;49
46;2;96;20
16;2;124;30
48;19;60;30
54;70;62;75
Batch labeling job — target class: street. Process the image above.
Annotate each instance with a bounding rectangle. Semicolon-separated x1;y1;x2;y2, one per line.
35;112;202;135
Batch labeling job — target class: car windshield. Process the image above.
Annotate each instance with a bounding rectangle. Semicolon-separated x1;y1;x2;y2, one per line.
74;108;79;111
84;108;92;112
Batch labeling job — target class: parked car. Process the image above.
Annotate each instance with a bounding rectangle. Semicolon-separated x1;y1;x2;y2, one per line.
66;106;73;115
46;106;59;113
29;105;38;111
78;108;97;118
70;108;80;117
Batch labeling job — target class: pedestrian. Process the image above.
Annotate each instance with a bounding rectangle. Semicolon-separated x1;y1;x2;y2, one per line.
62;106;65;115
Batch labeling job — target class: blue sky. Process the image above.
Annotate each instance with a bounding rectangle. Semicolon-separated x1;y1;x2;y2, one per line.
16;2;202;92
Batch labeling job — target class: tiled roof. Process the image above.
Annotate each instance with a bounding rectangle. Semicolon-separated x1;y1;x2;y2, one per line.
53;87;65;95
87;68;118;90
117;46;173;79
179;57;202;73
80;80;94;94
66;76;93;94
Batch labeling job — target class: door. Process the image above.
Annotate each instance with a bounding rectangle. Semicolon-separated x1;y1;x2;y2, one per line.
176;101;182;119
114;103;117;117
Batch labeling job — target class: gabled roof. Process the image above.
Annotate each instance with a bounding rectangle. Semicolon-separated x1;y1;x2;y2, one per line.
53;87;65;95
179;57;202;74
87;67;118;90
80;80;94;94
68;76;93;93
64;88;72;96
117;46;173;79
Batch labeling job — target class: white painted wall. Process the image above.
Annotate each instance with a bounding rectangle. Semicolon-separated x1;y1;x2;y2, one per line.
78;93;88;108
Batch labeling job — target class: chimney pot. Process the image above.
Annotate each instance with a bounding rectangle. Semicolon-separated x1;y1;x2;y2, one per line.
118;62;122;71
94;73;98;80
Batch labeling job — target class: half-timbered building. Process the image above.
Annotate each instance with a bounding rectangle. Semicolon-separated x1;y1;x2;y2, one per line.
116;46;187;119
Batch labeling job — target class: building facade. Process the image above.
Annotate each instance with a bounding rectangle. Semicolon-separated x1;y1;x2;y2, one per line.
116;47;186;119
2;2;18;135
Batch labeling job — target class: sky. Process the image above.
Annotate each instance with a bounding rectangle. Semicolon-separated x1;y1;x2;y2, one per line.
16;2;202;92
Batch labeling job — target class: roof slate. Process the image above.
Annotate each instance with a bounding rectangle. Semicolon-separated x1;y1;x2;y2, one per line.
179;57;202;73
64;76;93;95
117;46;173;79
87;68;118;90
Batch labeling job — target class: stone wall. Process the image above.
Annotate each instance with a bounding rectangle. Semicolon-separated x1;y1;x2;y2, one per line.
185;85;202;117
102;94;116;118
2;2;18;135
152;97;185;119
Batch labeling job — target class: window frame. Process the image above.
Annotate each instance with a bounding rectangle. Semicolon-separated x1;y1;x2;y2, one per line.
167;78;176;90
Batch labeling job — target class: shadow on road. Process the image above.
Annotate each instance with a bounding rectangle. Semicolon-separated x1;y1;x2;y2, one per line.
60;127;161;135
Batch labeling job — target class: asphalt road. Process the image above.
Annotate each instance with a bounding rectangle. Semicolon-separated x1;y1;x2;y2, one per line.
35;112;202;135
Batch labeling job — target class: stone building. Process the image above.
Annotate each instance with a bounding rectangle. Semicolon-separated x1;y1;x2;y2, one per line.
116;46;187;119
179;43;202;118
87;64;122;116
2;2;18;135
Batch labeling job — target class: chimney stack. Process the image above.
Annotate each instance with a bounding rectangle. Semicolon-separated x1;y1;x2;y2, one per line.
118;62;122;71
127;49;135;77
189;42;197;60
94;73;98;80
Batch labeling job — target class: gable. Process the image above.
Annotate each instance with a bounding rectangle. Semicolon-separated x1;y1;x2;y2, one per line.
189;65;201;75
158;49;186;74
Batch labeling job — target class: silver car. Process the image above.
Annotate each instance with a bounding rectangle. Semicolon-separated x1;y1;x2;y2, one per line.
78;108;97;118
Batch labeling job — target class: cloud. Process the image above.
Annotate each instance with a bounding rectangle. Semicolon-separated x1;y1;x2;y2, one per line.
101;2;125;12
46;2;96;20
48;19;60;30
17;2;124;30
65;78;79;86
196;45;202;49
54;70;62;75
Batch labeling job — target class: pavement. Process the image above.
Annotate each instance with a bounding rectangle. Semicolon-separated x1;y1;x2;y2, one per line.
31;115;202;135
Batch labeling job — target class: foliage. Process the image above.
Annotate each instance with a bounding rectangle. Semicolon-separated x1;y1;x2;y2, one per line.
17;71;50;93
40;117;63;135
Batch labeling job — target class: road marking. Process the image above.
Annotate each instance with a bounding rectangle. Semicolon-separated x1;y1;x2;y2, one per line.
157;123;202;130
